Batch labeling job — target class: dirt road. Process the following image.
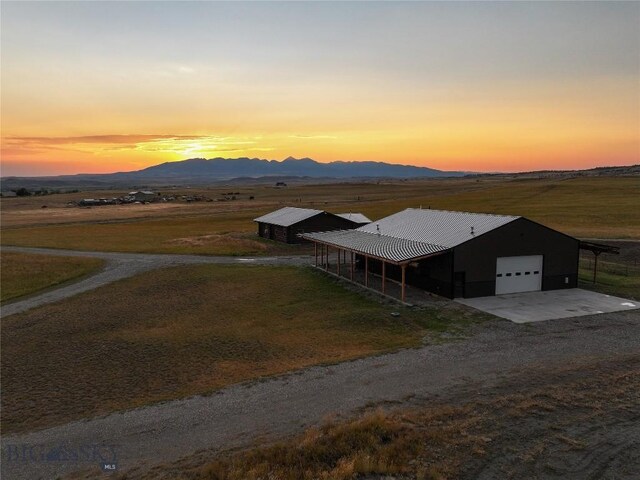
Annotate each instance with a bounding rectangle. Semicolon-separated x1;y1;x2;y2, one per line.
0;246;310;316
2;309;638;479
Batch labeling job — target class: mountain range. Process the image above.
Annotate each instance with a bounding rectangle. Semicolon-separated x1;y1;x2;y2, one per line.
137;156;461;179
1;156;464;190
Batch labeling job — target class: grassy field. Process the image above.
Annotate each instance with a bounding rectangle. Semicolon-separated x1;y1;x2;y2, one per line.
341;176;640;240
0;211;283;256
1;177;638;255
578;241;640;300
579;259;640;300
0;264;484;434
0;252;104;303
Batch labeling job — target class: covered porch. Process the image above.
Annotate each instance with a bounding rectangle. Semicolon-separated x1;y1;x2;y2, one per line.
310;240;446;305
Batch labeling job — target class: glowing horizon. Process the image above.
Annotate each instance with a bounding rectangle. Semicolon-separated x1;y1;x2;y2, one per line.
1;1;638;177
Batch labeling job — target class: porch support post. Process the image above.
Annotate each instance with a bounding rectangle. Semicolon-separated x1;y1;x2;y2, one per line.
337;248;341;276
314;242;318;267
382;261;386;294
350;251;354;281
401;264;406;302
365;255;369;287
325;245;329;270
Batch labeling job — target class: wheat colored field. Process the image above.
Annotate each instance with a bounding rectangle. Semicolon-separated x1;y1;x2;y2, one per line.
1;177;638;256
0;264;483;434
0;252;105;303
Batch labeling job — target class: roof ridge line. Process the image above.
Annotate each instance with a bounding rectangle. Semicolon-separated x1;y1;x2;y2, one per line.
404;207;520;218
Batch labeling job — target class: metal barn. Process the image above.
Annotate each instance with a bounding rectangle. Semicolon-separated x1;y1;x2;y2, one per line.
254;207;368;244
303;208;579;301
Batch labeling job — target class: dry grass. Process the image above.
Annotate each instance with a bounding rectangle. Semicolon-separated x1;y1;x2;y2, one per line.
148;407;483;480
1;264;474;434
0;212;314;256
347;176;640;239
144;357;640;480
0;251;104;303
1;177;637;255
193;410;420;480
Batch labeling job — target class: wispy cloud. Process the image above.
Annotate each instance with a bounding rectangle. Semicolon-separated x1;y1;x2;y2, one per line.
288;134;337;139
4;134;200;146
2;134;271;157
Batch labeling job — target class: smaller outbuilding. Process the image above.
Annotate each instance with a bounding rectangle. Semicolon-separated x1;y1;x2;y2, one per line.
254;206;367;243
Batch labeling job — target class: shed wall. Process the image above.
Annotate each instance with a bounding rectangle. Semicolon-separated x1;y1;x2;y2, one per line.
258;213;360;244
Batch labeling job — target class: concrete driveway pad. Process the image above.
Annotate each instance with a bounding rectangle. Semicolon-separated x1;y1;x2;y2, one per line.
456;288;639;323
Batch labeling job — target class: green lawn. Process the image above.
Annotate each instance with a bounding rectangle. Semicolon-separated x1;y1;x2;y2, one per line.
0;252;104;303
578;259;640;300
1;264;484;434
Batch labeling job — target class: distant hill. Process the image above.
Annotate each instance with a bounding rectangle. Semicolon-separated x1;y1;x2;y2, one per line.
136;156;460;179
0;156;463;190
1;157;637;192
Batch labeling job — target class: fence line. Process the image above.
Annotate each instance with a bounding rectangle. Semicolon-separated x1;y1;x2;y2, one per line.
579;256;639;277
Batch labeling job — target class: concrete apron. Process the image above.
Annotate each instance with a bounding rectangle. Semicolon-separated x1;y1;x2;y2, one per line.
456;288;639;323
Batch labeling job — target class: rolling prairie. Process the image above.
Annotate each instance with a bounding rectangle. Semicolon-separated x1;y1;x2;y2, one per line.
1;177;638;256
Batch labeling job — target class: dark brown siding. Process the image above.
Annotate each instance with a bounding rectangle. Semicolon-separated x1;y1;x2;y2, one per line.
274;225;289;243
288;213;360;242
257;222;271;239
453;218;579;298
390;253;454;298
257;213;360;244
354;252;454;298
411;253;455;298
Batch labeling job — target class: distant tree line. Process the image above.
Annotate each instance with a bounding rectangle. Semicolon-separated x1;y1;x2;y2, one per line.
3;188;79;197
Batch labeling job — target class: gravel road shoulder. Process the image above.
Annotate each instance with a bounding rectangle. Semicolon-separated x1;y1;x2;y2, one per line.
2;310;638;479
0;246;310;316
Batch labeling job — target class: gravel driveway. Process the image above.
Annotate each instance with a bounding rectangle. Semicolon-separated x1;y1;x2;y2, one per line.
1;246;311;316
2;309;638;479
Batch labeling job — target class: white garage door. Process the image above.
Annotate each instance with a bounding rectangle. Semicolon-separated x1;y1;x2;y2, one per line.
495;255;543;295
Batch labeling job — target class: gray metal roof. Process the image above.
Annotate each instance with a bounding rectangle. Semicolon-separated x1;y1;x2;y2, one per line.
254;206;324;227
335;213;372;224
360;208;518;247
305;229;447;262
303;208;519;263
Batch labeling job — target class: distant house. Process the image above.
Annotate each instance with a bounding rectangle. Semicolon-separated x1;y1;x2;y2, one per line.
128;191;158;202
335;213;371;227
254;206;364;244
0;191;17;197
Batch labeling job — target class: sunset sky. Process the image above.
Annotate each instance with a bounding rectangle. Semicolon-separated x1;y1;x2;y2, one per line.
1;1;638;176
